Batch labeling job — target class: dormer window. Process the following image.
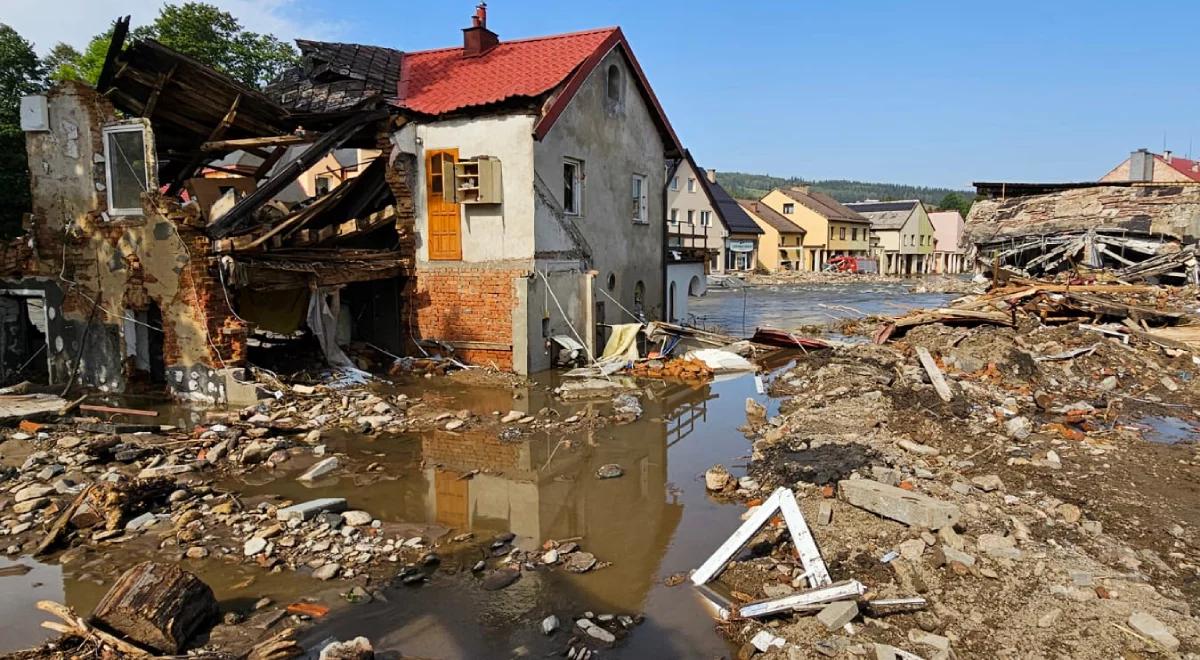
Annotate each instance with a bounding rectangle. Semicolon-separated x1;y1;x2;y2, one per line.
606;64;622;103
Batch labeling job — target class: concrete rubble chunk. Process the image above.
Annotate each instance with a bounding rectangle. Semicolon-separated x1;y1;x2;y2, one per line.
1127;611;1179;651
750;629;787;652
277;498;348;522
14;484;55;502
816;600;858;631
976;533;1022;560
137;463;197;479
298;457;340;482
705;465;731;491
341;510;372;526
907;629;950;652
319;636;373;660
839;479;961;530
971;475;1003;492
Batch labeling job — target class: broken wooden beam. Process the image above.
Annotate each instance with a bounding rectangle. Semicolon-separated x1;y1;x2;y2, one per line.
79;404;159;417
91;562;218;654
915;347;953;402
201;133;319;152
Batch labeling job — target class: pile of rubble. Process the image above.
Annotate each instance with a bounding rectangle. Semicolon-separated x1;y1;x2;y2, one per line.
696;278;1200;658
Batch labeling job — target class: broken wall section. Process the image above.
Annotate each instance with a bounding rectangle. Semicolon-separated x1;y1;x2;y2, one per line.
12;82;246;400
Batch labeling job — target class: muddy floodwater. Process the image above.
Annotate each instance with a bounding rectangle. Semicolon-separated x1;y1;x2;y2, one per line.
0;282;956;657
689;280;959;335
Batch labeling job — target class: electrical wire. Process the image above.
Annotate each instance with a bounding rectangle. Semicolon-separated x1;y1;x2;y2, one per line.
536;270;594;364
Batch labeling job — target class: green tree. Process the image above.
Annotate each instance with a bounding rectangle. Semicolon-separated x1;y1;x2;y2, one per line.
143;2;298;88
44;33;112;85
0;23;44;238
938;192;973;218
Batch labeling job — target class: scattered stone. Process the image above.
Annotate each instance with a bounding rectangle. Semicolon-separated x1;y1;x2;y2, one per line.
244;537;268;556
577;618;616;644
481;568;521;591
565;552;597;573
705;465;731;491
1037;608;1062;628
1056;503;1082;523
971;475;1004;492
341;511;373;527
898;539;926;561
277;498;347;522
907;629;950;652
541;615;560;635
839;479;960;530
816;601;858;631
313;563;341;581
976;533;1022;560
298;457;340;482
817;500;833;526
596;464;623;479
1127;611;1179;651
319;636;374;660
750;629;786;652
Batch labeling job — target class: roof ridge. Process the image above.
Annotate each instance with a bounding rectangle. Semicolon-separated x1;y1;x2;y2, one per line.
405;26;618;57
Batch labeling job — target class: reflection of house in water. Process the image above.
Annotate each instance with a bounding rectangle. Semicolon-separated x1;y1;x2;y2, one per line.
412;380;710;607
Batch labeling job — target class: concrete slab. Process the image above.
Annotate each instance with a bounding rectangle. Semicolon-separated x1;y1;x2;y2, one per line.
839;479;960;530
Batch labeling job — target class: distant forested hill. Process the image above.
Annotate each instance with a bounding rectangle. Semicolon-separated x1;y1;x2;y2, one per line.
717;171;974;206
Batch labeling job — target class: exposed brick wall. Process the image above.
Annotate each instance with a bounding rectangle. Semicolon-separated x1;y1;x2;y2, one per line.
411;266;525;371
422;431;521;473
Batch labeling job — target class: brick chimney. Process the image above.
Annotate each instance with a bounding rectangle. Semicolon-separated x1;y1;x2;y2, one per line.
463;3;499;57
706;168;717;184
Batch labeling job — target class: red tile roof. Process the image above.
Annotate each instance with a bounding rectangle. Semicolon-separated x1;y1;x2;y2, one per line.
397;28;616;116
1158;155;1200;183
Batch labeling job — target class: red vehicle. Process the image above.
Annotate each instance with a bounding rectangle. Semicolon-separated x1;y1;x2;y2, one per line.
826;255;878;274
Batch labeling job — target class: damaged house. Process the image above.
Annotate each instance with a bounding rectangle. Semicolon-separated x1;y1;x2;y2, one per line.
1;6;682;400
966;180;1200;283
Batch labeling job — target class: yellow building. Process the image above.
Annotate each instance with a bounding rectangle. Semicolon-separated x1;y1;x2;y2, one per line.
738;199;806;272
759;186;871;271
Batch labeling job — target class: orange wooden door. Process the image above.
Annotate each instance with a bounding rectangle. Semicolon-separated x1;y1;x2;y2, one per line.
426;149;461;260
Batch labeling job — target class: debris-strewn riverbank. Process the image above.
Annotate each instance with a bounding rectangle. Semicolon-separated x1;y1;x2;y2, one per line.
702;281;1200;658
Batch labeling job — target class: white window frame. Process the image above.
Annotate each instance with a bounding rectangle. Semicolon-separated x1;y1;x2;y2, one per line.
631;174;648;224
687;209;695;225
670;176;679;191
782;203;794;214
563;157;584;216
102;122;152;217
700;210;712;227
687;177;696;193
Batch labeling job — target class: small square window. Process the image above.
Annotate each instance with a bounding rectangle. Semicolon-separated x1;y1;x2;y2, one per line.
687;178;696;193
103;123;152;216
315;175;332;196
670;176;679;191
669;208;679;223
564;158;583;215
782;203;794;214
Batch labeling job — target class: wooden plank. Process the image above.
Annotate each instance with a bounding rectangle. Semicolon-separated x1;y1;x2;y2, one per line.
778;489;833;588
201;133;319;152
79;404;159;417
692;489;784;586
915;347;953;403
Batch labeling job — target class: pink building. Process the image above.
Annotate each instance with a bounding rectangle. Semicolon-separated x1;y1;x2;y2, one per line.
928;210;967;274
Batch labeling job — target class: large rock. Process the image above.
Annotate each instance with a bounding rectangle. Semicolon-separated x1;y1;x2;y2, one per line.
276;498;347;522
839;479;960;530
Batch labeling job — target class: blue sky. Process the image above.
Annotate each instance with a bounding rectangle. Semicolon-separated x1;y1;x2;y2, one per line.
14;0;1200;189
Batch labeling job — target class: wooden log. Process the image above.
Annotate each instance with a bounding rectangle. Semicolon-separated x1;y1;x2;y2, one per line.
33;484;94;556
915;347;953;403
91;561;218;654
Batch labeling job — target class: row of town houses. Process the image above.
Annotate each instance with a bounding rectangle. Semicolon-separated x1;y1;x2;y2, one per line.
2;6;972;400
666;153;969;278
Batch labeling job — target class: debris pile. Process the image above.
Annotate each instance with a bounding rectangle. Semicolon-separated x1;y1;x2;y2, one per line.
696;276;1200;658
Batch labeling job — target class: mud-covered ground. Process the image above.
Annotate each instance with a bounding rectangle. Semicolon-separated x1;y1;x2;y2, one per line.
714;315;1200;658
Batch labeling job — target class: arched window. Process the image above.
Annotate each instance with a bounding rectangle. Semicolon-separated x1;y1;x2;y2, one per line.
606;64;622;102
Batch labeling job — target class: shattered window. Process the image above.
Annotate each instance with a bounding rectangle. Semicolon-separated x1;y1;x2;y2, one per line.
104;124;150;215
